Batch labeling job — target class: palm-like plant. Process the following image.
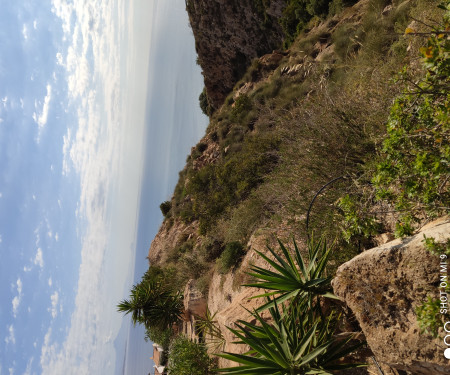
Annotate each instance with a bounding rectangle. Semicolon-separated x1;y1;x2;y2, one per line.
217;300;364;375
216;237;365;374
195;308;226;352
117;280;183;330
245;237;338;311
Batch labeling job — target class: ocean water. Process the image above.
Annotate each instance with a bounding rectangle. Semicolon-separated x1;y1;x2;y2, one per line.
117;0;207;374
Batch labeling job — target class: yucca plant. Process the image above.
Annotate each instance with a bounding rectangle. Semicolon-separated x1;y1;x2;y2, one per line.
245;237;338;311
117;280;183;330
195;308;226;352
217;300;364;374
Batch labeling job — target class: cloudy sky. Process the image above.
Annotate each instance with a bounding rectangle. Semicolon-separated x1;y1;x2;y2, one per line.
0;1;207;374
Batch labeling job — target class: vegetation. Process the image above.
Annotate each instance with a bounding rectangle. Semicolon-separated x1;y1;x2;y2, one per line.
337;0;449;240
245;238;337;311
199;87;213;116
217;241;246;274
116;268;183;331
167;336;215;375
119;1;448;373
218;237;364;374
416;235;450;337
373;15;450;235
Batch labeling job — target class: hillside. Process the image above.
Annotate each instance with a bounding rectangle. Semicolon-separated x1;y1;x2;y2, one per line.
135;0;448;373
149;0;444;290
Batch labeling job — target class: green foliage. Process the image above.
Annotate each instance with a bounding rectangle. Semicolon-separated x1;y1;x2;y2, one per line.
160;200;172;217
199;87;212;116
118;266;184;330
184;133;279;234
218;238;364;374
423;234;450;256
217;241;246;274
416;234;450;338
195;308;226;352
230;94;252;123
245;237;339;311
328;0;358;16
372;6;450;234
167;336;215;375
117;279;183;331
145;325;173;350
218;300;364;375
416;297;445;338
337;194;381;242
280;0;333;47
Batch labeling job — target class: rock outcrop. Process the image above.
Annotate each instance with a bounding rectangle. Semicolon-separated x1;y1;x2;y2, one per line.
147;218;198;265
186;0;286;110
333;218;450;375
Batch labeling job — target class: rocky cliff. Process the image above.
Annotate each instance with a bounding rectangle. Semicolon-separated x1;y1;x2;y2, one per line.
186;0;286;110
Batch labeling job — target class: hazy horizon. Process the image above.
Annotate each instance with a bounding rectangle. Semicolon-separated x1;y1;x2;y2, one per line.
0;1;207;374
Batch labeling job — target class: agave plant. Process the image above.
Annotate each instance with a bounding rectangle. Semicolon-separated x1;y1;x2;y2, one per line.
195;308;226;352
117;279;183;330
245;237;338;311
217;300;364;375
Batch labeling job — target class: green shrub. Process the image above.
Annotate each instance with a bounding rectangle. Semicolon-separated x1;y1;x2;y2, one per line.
199;87;212;116
217;237;364;374
230;94;252;123
337;194;381;242
416;235;450;337
416;297;447;338
167;336;214;375
145;325;173;350
160;201;172;217
372;12;450;234
217;242;246;274
279;0;335;47
185;133;279;234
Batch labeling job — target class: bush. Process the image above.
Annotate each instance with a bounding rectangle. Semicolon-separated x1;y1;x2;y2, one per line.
185;133;279;234
372;11;450;234
145;325;173;350
167;336;214;375
279;0;334;47
217;242;246;274
160;201;172;217
199;87;212;116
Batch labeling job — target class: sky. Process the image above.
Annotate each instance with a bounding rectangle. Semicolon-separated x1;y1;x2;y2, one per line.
0;1;207;374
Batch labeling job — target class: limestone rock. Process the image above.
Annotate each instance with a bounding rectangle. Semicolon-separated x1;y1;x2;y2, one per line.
332;218;450;374
147;218;198;265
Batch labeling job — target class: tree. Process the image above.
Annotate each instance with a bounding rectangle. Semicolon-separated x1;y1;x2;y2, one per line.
117;279;183;330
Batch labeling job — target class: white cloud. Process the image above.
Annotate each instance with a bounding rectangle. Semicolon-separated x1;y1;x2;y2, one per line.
33;20;37;29
12;278;23;318
23;265;32;272
55;233;59;242
33;84;52;132
22;24;28;40
48;278;53;287
49;291;59;318
34;248;44;268
5;325;15;345
0;234;2;243
56;52;64;66
23;358;33;375
40;0;152;373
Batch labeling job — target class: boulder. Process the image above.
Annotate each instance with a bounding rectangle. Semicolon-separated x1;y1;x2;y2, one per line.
333;218;450;374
